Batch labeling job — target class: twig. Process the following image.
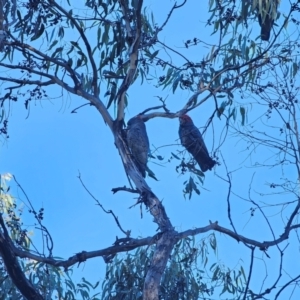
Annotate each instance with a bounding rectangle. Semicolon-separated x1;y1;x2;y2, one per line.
128;194;144;209
220;153;238;234
252;247;284;299
71;103;94;114
138;103;171;118
157;40;190;63
158;0;187;32
243;246;255;300
274;274;300;299
78;173;130;237
13;175;54;256
48;0;99;96
111;186;139;194
248;173;281;251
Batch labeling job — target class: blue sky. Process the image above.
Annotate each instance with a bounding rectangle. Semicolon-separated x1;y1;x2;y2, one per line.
0;0;299;298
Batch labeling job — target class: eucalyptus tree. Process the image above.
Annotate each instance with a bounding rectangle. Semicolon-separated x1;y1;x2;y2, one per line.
1;0;300;299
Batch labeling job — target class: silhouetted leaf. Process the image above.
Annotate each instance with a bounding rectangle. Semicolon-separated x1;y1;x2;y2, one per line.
146;166;158;181
171;152;180;160
31;24;45;41
240;106;246;125
172;72;181;93
48;40;58;51
106;82;117;109
217;101;227;118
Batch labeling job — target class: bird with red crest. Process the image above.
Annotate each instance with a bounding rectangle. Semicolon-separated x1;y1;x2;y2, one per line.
178;114;216;172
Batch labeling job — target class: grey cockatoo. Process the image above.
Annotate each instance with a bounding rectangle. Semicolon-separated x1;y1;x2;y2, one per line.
179;114;216;172
127;115;150;177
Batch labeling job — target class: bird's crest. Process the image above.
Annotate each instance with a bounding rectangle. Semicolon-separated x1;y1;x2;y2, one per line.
127;115;144;127
179;114;193;124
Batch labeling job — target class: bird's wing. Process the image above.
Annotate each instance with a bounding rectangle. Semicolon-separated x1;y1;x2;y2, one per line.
128;125;149;164
189;126;209;154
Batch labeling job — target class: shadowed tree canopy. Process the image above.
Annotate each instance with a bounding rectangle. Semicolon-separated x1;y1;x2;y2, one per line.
0;0;300;299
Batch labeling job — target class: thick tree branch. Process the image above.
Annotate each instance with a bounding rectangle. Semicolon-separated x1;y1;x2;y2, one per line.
0;60;114;129
0;215;43;300
179;222;300;249
116;0;143;121
14;235;159;270
7;39;81;88
112;113;176;300
0;76;54;86
9;219;300;271
144;231;176;300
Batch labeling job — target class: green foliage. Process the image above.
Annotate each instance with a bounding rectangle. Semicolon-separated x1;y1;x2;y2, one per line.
101;235;247;299
0;173;100;300
1;0;299;299
0;174;247;299
3;0;292;130
0;173;30;249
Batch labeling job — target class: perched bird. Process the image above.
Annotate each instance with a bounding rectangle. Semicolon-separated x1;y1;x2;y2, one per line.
179;114;216;172
256;0;279;41
126;115;150;177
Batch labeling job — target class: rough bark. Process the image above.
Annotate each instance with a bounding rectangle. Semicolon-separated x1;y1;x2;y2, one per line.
143;231;177;300
114;124;177;300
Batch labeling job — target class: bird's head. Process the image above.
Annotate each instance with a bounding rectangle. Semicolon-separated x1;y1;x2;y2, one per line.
127;115;144;127
179;114;193;125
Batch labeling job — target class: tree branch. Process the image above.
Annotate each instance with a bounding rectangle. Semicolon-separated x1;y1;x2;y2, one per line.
48;0;99;96
78;173;130;237
116;0;143;121
0;214;43;300
9;219;300;272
